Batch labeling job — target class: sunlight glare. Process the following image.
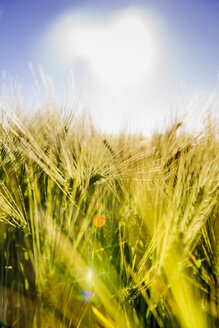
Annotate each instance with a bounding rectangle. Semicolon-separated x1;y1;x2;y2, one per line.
87;268;92;282
51;9;157;87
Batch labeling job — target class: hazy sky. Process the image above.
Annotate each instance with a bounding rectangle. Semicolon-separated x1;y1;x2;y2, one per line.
0;0;219;134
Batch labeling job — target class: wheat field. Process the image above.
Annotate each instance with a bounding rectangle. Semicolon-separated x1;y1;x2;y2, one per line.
0;101;218;327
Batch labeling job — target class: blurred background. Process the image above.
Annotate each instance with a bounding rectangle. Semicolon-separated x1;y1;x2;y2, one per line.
0;0;219;135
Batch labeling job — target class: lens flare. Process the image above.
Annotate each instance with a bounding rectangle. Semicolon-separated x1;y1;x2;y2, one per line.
87;268;92;282
92;215;106;228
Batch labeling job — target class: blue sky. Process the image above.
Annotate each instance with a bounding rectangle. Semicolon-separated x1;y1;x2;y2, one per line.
0;0;219;133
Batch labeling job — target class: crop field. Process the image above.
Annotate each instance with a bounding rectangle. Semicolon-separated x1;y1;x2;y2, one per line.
0;106;218;327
